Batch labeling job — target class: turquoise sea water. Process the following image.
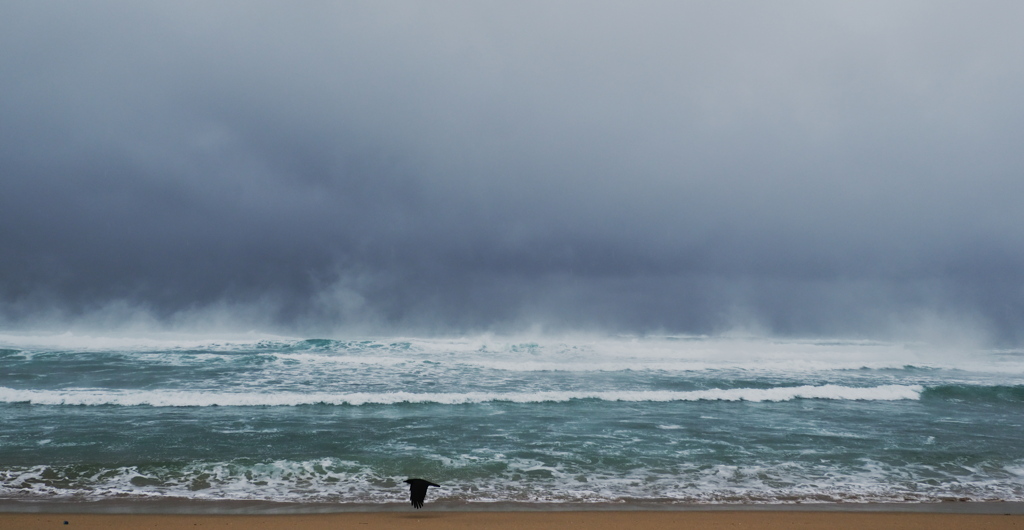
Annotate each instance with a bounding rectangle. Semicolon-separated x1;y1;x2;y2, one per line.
2;334;1023;505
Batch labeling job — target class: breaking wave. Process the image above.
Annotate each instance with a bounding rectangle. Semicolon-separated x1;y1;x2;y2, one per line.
4;456;1023;504
0;384;923;407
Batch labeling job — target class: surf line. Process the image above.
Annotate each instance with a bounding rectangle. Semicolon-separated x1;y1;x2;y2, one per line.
0;384;924;407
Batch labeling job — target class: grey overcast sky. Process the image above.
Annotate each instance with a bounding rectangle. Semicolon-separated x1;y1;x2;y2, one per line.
2;1;1023;341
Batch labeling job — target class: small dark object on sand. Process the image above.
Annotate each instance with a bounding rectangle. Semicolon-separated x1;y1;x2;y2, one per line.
404;478;440;509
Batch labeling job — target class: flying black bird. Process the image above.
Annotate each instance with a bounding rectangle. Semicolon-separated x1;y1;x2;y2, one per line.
404;478;440;509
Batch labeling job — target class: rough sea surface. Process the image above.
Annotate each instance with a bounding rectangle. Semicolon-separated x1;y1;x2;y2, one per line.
2;333;1023;506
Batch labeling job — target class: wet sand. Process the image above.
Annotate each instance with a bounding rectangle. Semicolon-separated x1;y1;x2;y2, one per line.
5;510;1024;529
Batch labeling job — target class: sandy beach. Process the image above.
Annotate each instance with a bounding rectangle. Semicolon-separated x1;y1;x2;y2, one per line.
4;510;1024;530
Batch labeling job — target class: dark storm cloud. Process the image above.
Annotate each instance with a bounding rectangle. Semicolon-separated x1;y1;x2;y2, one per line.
2;1;1024;341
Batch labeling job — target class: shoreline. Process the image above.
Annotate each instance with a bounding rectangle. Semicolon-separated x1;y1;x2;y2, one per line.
4;510;1024;530
4;498;1024;515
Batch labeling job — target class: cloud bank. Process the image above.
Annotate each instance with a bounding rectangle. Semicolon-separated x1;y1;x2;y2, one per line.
2;1;1023;342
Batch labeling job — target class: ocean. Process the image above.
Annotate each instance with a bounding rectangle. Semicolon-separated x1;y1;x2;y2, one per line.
2;333;1023;508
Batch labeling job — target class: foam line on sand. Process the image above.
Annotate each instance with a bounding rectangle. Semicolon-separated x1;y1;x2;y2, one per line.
4;510;1024;530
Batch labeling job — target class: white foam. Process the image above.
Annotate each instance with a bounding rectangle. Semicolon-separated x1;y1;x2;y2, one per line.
6;455;1024;504
0;384;923;407
5;332;1015;374
0;458;389;502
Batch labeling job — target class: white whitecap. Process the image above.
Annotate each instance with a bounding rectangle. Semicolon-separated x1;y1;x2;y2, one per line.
0;384;923;407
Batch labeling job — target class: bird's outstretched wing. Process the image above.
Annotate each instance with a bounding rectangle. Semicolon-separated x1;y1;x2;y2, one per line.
405;478;440;509
410;482;427;509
